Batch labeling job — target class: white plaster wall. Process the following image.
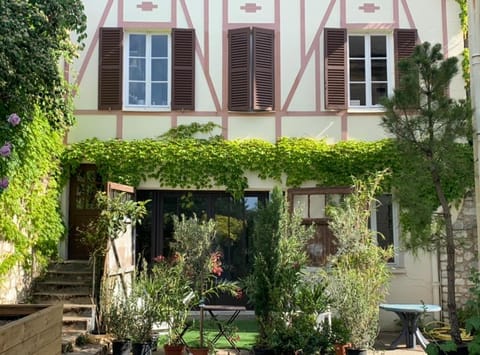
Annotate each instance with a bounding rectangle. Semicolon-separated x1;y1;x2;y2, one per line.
347;115;386;141
67;115;117;143
228;116;276;142
282;116;341;142
346;0;394;24
122;116;173;140
380;251;439;330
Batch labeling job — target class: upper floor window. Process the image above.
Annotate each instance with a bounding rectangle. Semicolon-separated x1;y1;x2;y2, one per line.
125;33;170;108
228;27;275;112
324;28;417;111
98;28;195;111
348;34;392;107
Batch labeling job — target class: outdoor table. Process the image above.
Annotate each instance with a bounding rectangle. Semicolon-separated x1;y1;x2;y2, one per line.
380;303;441;349
199;304;246;353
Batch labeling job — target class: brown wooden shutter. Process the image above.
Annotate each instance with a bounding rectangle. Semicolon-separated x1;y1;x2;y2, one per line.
252;27;274;111
394;29;418;88
98;28;123;110
172;28;195;110
229;28;251;111
324;28;347;110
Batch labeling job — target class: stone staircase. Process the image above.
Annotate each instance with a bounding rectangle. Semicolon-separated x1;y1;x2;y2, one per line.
31;260;107;354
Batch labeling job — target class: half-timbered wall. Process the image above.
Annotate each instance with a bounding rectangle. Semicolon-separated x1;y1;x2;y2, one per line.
67;0;465;330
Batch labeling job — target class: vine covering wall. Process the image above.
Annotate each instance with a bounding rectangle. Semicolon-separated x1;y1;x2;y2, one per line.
0;109;65;295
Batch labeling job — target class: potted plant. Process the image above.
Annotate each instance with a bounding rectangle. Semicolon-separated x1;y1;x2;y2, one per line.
325;171;393;354
126;260;165;355
244;186;316;354
170;214;240;352
101;282;133;355
151;253;193;355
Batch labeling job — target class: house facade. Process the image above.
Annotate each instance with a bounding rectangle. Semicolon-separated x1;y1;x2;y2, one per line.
64;0;468;330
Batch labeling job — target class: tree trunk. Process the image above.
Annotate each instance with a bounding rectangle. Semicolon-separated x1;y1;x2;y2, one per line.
432;169;462;344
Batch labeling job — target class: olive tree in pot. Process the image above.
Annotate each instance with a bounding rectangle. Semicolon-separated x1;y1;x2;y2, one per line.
325;171;393;354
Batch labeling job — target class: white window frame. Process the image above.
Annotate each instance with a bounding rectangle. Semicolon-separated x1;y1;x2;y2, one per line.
123;32;171;111
370;194;403;267
347;33;394;110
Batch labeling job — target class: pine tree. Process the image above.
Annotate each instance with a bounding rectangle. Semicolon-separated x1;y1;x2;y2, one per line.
381;42;473;344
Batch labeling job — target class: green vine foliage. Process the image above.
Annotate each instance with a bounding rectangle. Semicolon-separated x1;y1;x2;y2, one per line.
62;136;400;200
0;109;65;278
455;0;470;93
61;125;474;239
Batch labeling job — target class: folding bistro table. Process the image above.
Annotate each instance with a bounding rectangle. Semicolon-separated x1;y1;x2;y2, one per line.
199;304;246;353
380;303;441;349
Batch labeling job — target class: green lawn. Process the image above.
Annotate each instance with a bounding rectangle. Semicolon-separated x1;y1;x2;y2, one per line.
158;319;259;350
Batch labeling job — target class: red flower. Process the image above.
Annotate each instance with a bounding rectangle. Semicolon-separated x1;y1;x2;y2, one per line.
153;255;166;263
235;289;244;300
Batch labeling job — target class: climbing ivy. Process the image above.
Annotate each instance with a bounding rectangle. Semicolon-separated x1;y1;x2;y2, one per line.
456;0;470;93
61;128;474;223
0;109;65;278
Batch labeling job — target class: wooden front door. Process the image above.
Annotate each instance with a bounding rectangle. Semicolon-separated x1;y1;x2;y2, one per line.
68;165;103;260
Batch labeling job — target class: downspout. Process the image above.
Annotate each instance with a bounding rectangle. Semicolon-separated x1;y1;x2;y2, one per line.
468;0;480;271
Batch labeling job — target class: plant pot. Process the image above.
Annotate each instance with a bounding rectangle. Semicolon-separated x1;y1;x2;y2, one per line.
188;347;209;355
132;341;152;355
346;348;367;355
112;339;132;355
164;343;185;355
334;343;351;355
252;346;275;355
439;343;470;355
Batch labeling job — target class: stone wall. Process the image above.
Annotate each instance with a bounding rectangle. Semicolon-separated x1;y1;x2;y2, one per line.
439;192;478;320
0;241;31;304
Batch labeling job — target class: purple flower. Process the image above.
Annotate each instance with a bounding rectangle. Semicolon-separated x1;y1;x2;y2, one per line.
0;142;12;157
0;177;8;190
7;113;20;126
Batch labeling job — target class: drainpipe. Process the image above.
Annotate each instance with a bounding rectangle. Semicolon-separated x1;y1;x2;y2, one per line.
468;0;480;271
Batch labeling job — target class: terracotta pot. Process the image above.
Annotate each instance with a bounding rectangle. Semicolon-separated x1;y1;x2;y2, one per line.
188;347;209;355
334;343;351;355
164;343;185;355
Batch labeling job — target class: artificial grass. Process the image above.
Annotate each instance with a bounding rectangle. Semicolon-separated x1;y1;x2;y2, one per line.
158;318;259;350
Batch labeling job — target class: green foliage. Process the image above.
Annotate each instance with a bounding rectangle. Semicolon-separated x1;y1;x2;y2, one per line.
382;42;472;344
62;135;402;200
244;186;316;349
455;0;470;93
78;191;149;257
0;109;65;277
0;0;87;128
170;214;239;305
381;42;473;251
326;171;393;350
150;254;192;345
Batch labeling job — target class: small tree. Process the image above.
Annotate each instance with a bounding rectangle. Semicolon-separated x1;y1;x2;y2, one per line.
326;171;393;350
381;42;473;344
245;186;315;350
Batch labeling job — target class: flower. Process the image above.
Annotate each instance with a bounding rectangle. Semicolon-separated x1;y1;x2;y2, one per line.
0;142;12;157
0;177;9;190
7;113;21;126
210;251;223;276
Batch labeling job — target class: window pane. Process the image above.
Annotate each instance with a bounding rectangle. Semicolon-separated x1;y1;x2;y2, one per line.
151;83;168;106
371;83;388;105
152;35;168;57
129;58;145;81
371;36;386;57
129;34;146;56
350;59;365;81
376;195;394;253
350;83;365;105
371;59;387;81
128;82;146;105
152;58;168;81
349;36;365;57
